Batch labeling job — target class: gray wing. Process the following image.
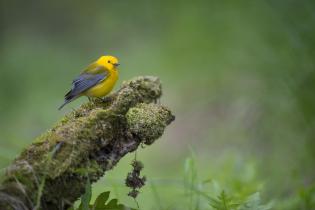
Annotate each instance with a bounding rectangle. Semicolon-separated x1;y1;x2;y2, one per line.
58;67;109;110
65;72;108;100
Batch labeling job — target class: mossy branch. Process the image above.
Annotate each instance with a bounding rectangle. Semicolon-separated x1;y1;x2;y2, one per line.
0;76;175;210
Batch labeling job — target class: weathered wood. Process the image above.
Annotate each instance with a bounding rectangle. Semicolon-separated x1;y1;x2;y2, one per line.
0;76;175;210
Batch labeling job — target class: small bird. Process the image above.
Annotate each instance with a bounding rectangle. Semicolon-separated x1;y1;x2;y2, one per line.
58;55;120;110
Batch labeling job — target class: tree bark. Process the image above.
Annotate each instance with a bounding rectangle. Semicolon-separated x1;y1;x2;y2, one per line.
0;76;175;210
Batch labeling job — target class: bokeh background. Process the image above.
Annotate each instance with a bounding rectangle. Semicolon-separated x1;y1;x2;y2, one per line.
1;0;315;209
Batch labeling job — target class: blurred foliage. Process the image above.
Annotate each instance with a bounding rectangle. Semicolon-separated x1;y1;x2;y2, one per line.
209;191;241;210
1;0;315;209
72;188;135;210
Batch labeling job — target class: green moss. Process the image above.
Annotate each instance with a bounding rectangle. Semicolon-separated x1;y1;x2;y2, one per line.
126;103;174;145
0;76;174;210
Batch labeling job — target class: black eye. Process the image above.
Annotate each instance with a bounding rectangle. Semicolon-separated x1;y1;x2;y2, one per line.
108;60;111;63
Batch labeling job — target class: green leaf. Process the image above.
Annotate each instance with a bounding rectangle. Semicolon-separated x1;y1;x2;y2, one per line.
105;199;123;209
72;190;137;210
93;192;110;210
209;191;240;210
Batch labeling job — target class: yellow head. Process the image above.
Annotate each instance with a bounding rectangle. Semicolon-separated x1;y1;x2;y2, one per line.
97;55;120;70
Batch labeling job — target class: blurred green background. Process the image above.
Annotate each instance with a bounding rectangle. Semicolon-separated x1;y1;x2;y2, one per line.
1;0;315;209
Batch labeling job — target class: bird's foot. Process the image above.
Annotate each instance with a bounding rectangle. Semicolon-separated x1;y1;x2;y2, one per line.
98;95;115;105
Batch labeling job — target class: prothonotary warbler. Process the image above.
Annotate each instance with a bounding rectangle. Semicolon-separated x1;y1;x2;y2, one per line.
58;55;119;110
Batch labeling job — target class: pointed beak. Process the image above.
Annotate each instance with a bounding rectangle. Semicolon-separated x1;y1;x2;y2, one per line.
114;63;120;67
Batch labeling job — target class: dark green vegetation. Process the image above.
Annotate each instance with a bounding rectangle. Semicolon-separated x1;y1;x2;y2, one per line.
1;0;315;209
74;190;136;210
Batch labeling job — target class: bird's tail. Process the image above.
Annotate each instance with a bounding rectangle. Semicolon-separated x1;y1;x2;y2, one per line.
58;90;78;110
58;100;71;110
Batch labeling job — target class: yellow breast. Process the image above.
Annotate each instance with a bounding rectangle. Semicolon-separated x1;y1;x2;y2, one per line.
84;70;119;98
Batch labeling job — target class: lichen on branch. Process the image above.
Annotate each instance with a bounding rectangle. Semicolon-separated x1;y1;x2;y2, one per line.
0;76;175;210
